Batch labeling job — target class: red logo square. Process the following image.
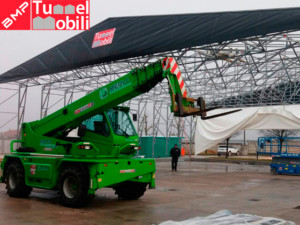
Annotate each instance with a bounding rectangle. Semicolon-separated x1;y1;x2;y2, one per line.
0;0;31;30
92;28;116;48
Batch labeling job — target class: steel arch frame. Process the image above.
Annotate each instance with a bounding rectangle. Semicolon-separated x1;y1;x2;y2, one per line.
1;31;300;155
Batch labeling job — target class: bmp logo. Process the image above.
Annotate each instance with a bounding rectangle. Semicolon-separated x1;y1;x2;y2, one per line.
2;2;29;29
0;0;90;30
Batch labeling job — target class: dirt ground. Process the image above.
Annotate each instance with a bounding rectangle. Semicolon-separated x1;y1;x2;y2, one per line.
0;160;299;225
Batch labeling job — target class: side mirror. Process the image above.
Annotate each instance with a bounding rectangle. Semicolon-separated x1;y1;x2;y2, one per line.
133;114;137;121
78;124;86;137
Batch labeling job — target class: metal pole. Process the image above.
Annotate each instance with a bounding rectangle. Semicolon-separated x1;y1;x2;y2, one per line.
17;85;21;139
137;100;140;136
1;139;4;154
137;100;140;156
190;116;193;155
177;117;181;148
226;137;229;159
166;106;169;157
40;86;44;119
152;102;155;158
64;90;67;107
17;84;27;140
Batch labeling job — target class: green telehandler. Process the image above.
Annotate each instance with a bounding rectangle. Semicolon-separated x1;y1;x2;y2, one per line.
0;57;238;207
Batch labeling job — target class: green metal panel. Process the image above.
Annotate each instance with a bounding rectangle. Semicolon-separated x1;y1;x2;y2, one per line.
139;137;183;158
1;154;156;191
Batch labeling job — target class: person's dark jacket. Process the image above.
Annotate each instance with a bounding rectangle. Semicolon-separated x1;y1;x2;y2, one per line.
170;147;181;158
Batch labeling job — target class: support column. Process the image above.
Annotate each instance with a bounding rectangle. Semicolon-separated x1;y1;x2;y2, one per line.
40;85;51;119
64;89;74;107
1;138;4;154
177;117;182;147
17;84;28;139
190;116;194;155
152;102;155;158
166;106;169;157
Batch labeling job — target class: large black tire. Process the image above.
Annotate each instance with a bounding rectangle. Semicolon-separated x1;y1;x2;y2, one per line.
6;161;32;198
58;166;89;207
114;182;147;200
270;167;277;175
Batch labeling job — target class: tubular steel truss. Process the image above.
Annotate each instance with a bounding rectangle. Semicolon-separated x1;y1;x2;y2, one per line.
1;31;300;155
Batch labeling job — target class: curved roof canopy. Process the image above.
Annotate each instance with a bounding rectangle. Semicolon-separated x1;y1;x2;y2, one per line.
1;7;300;83
209;81;300;107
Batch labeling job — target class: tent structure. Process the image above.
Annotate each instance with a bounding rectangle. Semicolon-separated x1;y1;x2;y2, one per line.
1;7;300;83
194;105;300;154
1;8;300;153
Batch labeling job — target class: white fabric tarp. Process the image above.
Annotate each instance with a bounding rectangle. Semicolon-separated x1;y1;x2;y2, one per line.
159;210;295;225
195;105;300;154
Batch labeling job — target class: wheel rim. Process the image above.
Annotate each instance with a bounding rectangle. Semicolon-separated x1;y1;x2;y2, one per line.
8;170;17;189
63;176;79;199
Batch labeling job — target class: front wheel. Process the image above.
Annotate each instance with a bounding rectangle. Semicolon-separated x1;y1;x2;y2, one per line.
6;161;32;198
114;182;147;200
270;168;277;175
58;166;89;207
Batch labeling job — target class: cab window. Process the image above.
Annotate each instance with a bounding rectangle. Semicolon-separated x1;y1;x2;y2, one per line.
83;114;110;137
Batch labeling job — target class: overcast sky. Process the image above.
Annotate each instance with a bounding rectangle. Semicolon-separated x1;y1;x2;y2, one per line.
0;0;299;136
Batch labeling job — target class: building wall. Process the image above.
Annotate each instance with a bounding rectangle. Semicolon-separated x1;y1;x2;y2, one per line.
139;137;183;158
0;138;13;154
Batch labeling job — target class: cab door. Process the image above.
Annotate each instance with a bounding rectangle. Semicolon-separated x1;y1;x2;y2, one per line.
82;114;113;155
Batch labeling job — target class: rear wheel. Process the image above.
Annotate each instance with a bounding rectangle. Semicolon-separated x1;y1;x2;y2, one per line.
114;181;147;200
6;161;32;197
270;168;277;175
58;166;89;207
228;151;232;156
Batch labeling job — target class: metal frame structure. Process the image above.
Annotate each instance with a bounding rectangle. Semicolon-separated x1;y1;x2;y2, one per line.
1;31;300;155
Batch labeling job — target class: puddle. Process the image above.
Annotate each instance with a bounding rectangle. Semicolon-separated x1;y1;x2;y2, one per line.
249;199;260;202
59;209;88;215
235;179;266;190
208;194;225;197
156;187;177;192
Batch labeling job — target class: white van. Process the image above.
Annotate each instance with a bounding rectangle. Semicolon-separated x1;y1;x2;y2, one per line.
217;145;239;156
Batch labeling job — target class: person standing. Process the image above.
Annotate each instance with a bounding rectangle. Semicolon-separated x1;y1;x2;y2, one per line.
170;144;181;171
